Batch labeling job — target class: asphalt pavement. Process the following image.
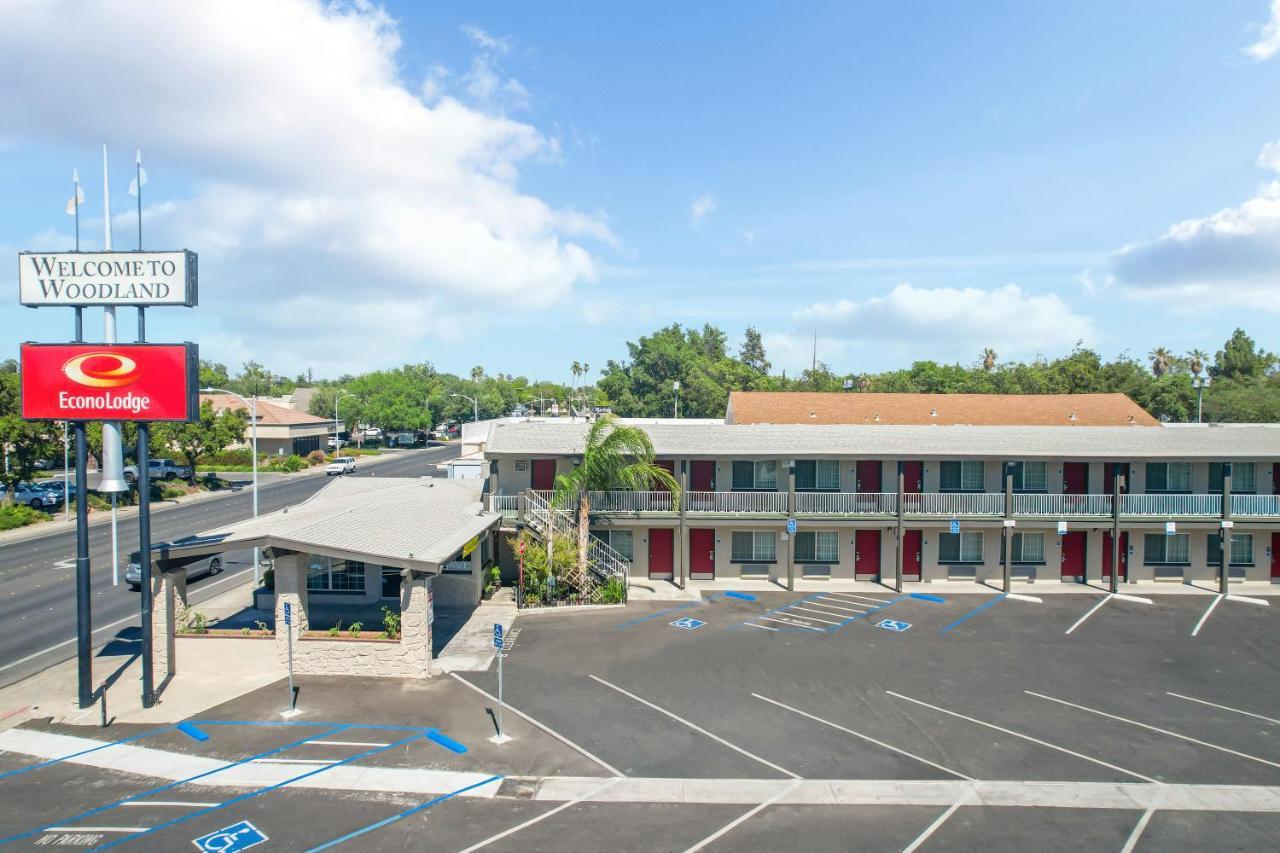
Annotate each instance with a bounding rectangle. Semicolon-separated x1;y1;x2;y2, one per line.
0;445;459;688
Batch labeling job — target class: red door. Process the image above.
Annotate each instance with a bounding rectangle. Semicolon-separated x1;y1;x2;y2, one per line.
531;459;556;491
856;460;882;493
1063;463;1088;495
855;529;881;577
689;528;715;580
691;460;715;491
901;462;924;493
1271;532;1279;580
648;528;674;579
902;529;922;580
1102;531;1129;580
1061;531;1086;580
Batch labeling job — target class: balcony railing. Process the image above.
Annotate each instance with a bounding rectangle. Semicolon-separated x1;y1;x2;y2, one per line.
685;490;788;514
901;492;1005;516
1229;494;1280;517
795;492;897;514
490;494;523;519
1119;494;1222;517
587;490;675;513
1012;494;1113;516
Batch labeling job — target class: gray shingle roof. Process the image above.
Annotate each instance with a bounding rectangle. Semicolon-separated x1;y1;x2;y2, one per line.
483;420;1280;460
164;478;498;571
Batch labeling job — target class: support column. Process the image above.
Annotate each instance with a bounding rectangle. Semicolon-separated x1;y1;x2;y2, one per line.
1220;464;1233;596
74;421;92;708
274;554;309;668
677;460;687;590
400;573;432;678
138;424;154;707
150;567;186;687
786;460;796;592
1110;469;1124;594
1002;465;1014;593
894;463;905;593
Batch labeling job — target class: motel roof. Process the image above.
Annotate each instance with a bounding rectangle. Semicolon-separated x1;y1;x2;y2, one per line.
725;391;1160;427
202;393;334;427
483;419;1280;460
155;478;499;572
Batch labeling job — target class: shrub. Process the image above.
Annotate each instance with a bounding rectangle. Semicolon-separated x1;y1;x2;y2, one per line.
600;576;627;604
510;530;579;604
199;448;254;467
306;450;327;466
327;620;342;637
347;621;363;638
261;568;275;590
266;454;307;473
0;504;50;531
380;606;401;640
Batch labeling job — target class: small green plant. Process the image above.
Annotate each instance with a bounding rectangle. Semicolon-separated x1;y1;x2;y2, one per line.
380;606;401;640
600;576;627;604
255;620;270;635
488;565;501;589
327;620;342;637
240;626;251;636
347;621;363;638
181;611;208;635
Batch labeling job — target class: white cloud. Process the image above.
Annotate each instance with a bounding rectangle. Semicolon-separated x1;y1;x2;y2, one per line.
794;283;1094;358
0;0;609;373
1108;139;1280;310
1243;0;1280;60
689;194;717;229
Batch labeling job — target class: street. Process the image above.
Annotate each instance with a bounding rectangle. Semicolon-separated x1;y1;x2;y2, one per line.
0;445;459;689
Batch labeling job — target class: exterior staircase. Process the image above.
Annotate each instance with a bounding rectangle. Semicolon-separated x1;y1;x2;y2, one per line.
523;489;630;603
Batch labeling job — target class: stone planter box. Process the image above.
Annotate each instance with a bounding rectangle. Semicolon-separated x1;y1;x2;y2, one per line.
253;588;274;611
300;631;400;643
178;629;274;639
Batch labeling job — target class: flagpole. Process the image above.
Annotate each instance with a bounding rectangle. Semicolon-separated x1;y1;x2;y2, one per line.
131;148;146;337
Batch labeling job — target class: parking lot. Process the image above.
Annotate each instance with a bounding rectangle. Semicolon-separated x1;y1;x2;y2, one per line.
0;587;1277;851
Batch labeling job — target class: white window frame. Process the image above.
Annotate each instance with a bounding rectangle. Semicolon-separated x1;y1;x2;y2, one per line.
1209;462;1256;494
939;531;984;563
1009;461;1047;493
1146;462;1192;493
940;460;985;492
731;530;777;562
1143;533;1190;565
590;528;634;562
795;530;840;563
306;555;367;593
795;459;841;492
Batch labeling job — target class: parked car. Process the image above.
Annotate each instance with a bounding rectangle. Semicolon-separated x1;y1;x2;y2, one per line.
122;458;192;483
326;436;347;450
326;456;356;476
31;480;68;501
13;482;60;509
126;552;222;591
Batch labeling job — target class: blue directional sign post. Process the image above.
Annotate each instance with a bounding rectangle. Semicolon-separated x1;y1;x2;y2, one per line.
786;518;797;535
491;623;511;744
283;602;295;714
193;820;268;853
950;519;960;535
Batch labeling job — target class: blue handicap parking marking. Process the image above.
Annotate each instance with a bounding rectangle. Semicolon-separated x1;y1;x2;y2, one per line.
671;617;706;630
177;721;209;742
724;591;756;602
876;618;912;633
192;820;268;853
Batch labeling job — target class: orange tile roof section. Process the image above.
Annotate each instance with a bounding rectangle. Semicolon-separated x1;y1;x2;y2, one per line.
201;393;333;426
726;391;1159;427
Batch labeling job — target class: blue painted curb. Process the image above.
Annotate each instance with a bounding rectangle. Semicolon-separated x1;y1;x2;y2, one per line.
724;591;756;601
426;730;468;754
910;593;945;603
176;722;209;742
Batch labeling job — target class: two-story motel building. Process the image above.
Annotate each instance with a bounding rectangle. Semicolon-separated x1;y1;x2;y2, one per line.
482;420;1280;586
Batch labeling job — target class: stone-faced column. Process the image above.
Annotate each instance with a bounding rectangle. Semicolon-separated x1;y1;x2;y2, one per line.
150;567;187;684
274;553;309;668
398;573;433;678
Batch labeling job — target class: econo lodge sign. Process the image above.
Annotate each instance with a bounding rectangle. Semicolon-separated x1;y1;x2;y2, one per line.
20;342;199;422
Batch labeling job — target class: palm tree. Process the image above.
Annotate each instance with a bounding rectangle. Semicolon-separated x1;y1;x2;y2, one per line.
1148;347;1173;377
981;348;997;371
552;415;680;587
1187;349;1208;377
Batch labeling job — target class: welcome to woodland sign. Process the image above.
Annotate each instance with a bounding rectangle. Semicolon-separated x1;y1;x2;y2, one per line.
18;250;197;307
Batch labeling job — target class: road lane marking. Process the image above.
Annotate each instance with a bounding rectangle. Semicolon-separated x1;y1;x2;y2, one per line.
1166;692;1280;726
887;690;1157;783
1191;595;1223;636
588;674;801;779
902;789;975;853
751;693;971;780
1064;594;1112;635
449;673;624;777
682;779;802;853
456;778;622;852
1025;691;1280;771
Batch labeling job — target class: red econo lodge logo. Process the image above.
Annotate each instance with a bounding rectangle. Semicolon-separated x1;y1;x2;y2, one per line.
61;352;142;389
20;343;198;422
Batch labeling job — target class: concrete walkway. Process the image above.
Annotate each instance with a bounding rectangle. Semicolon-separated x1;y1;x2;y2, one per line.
433;588;518;673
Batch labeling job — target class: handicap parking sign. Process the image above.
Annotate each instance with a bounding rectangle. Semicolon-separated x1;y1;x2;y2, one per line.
876;619;911;633
493;623;504;648
949;519;960;534
193;820;268;853
671;617;706;630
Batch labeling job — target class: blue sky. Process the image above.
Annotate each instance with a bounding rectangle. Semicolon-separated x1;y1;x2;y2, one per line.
2;0;1279;383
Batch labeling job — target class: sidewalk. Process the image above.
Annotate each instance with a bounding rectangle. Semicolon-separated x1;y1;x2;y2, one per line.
0;450;412;547
433;588;518;673
629;576;1280;601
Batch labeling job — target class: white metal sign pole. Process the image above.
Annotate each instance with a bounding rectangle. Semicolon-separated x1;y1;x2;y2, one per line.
102;145;124;587
490;623;511;744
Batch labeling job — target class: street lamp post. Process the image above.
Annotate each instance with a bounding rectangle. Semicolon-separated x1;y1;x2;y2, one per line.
202;387;261;585
451;393;479;423
672;380;680;419
1192;375;1210;424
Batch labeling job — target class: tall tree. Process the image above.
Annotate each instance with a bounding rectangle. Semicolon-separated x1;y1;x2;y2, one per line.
152;401;248;481
739;326;771;374
1148;347;1173;377
1186;349;1208;377
981;348;997;371
551;415;679;589
1213;328;1274;379
0;374;58;504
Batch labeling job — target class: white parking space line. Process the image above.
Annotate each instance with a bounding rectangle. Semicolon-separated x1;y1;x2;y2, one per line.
1065;594;1112;635
251;758;338;765
1114;593;1154;604
901;790;975;853
120;801;219;808
887;690;1158;783
304;740;390;748
449;673;624;778
824;593;890;605
1166;692;1280;726
457;778;623;853
811;599;867;614
743;622;777;632
1027;691;1280;771
1005;593;1042;603
1119;784;1168;853
758;616;824;631
682;779;802;853
588;675;801;779
1191;595;1223;637
1226;594;1270;606
784;607;843;625
751;693;972;780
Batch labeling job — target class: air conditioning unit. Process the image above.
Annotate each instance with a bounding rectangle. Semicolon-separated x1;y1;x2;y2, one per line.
515;460;528;472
